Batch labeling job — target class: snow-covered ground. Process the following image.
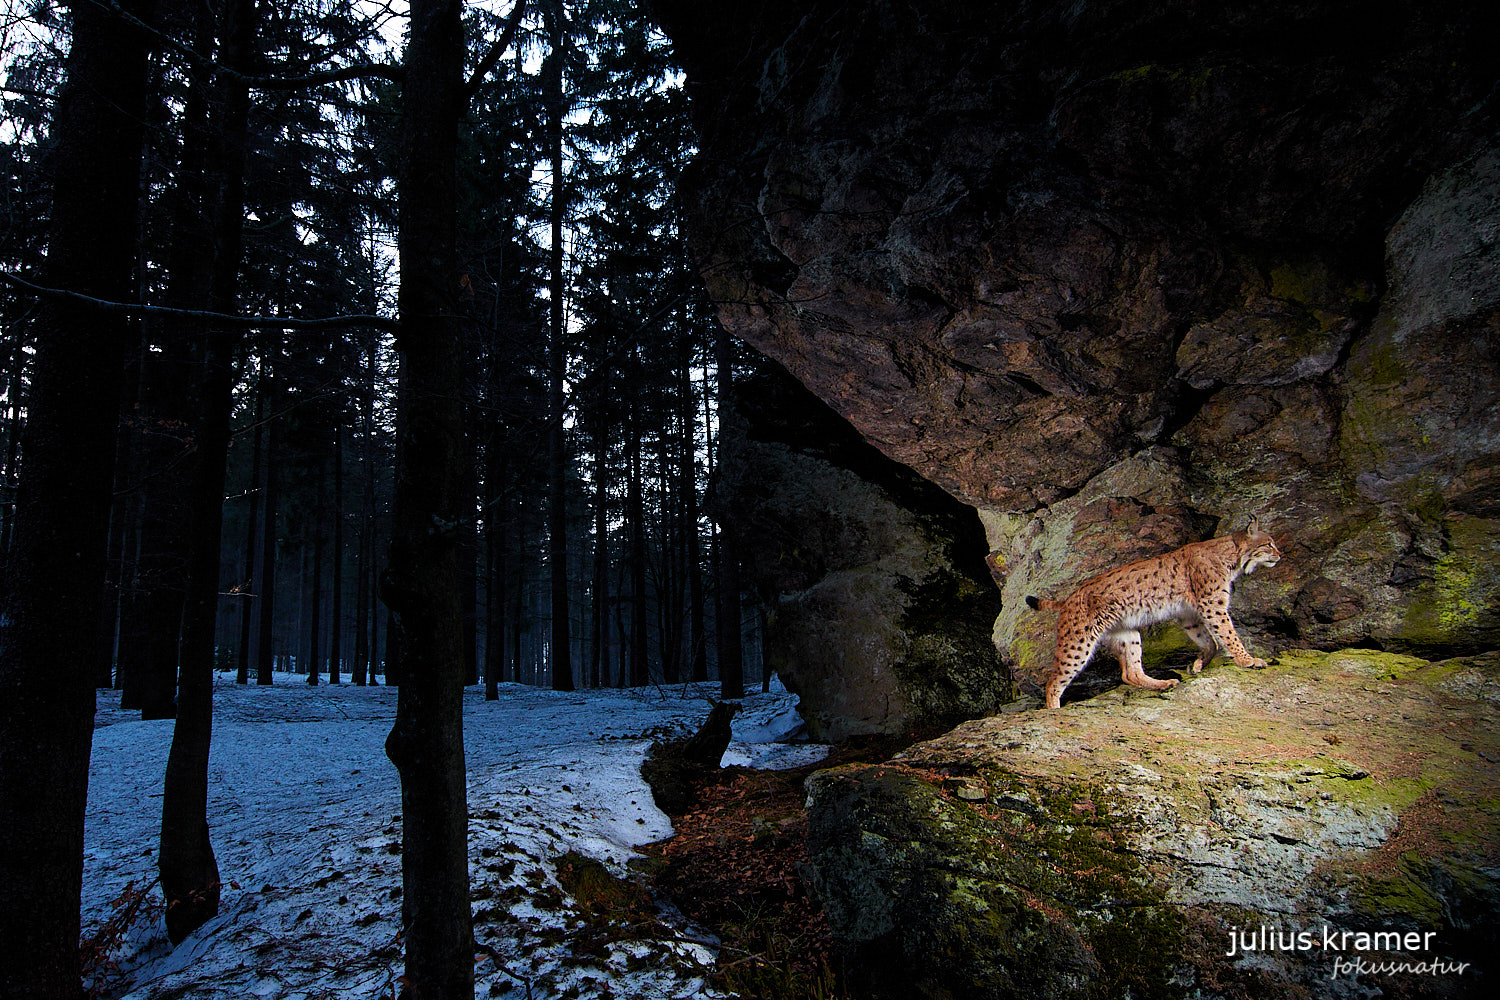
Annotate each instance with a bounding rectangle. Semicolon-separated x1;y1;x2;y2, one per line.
84;674;825;999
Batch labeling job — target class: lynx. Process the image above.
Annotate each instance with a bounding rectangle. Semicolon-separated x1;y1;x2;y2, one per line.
1027;519;1282;709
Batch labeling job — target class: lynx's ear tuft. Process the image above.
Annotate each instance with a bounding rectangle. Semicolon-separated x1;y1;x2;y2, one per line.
1246;516;1261;535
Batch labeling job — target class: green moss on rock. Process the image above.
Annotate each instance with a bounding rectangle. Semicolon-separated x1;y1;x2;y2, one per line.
806;649;1500;999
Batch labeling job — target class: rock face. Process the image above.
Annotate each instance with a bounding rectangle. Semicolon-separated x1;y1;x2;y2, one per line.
805;650;1500;999
717;362;1009;739
653;0;1500;694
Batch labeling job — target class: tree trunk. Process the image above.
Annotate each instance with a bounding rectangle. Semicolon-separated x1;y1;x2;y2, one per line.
715;325;743;699
485;428;506;697
354;506;370;687
510;506;524;684
97;339;143;691
461;428;479;687
627;397;648;687
237;370;265;684
354;327;378;686
161;0;255;941
330;424;343;684
545;0;573;692
681;340;707;683
0;1;153;994
382;2;473;997
308;499;324;686
256;349;279;686
590;421;608;690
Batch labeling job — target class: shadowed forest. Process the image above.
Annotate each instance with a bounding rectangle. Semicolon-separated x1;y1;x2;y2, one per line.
1;0;754;703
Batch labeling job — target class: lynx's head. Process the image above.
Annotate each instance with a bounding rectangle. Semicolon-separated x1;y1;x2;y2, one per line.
1237;517;1282;575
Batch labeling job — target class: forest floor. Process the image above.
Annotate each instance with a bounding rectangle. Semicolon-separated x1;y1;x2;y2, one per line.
83;673;827;1000
639;731;932;1000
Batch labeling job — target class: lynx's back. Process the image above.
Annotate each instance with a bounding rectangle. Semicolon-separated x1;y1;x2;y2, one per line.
1028;520;1282;708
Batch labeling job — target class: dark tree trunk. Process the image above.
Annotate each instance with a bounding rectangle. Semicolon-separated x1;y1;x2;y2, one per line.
0;1;153;994
715;325;743;699
462;429;479;687
484;431;506;697
256;349;279;686
381;2;473;997
510;507;524;684
590;421;608;690
681;341;707;683
354;328;378;686
97;340;143;690
354;508;370;687
546;0;573;692
627;399;648;687
160;0;255;943
308;501;324;686
0;323;27;568
237;370;265;684
330;425;343;684
659;428;682;686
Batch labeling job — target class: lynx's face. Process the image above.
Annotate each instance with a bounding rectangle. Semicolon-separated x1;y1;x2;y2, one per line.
1240;533;1282;575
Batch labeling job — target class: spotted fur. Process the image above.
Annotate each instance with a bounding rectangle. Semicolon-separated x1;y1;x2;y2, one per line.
1027;519;1282;709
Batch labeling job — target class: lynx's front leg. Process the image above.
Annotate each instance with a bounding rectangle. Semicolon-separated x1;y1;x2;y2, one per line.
1109;630;1178;692
1177;616;1218;674
1195;594;1267;668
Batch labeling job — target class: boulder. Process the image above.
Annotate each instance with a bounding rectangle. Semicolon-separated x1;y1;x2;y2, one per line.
805;649;1500;999
654;0;1500;693
717;361;1009;739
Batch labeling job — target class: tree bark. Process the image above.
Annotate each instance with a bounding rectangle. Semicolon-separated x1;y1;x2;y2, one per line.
354;327;378;686
237;370;265;684
485;422;506;697
381;2;473;996
330;424;343;684
590;419;608;690
681;334;707;683
546;0;573;692
461;427;479;687
160;0;256;942
714;324;743;699
256;342;279;685
307;491;324;686
627;396;648;687
0;1;153;994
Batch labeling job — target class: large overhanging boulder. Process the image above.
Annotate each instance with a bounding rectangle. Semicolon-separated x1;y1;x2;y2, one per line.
653;0;1500;695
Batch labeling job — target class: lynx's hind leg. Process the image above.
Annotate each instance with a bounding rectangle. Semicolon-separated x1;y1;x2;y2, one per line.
1043;609;1106;709
1110;630;1178;692
1177;615;1218;674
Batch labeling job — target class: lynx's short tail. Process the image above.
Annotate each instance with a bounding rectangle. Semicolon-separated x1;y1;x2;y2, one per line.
1025;595;1064;611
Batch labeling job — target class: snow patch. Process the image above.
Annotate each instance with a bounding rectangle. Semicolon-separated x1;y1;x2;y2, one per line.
83;674;821;999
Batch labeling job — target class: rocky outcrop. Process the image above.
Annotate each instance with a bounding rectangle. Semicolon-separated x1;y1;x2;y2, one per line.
654;0;1500;694
805;649;1500;999
717;362;1009;739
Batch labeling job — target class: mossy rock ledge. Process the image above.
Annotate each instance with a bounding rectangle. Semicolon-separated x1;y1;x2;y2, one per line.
804;649;1500;999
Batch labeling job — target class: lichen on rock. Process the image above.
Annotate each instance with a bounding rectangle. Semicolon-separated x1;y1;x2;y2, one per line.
654;0;1500;693
804;650;1499;999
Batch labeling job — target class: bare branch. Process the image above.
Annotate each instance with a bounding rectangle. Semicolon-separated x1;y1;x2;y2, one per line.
93;0;403;89
464;0;529;98
0;272;400;334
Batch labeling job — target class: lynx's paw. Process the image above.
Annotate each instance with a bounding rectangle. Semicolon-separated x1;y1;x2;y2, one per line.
1236;655;1269;669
